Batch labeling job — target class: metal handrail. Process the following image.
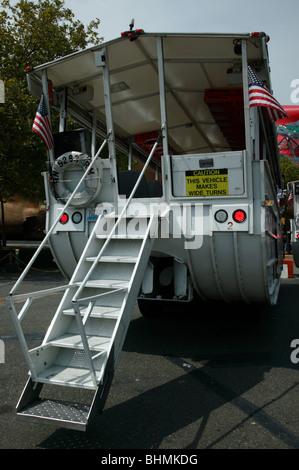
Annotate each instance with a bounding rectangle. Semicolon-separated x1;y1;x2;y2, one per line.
72;132;161;306
7;132;160;388
9;137;108;297
6;138;108;382
9;284;70;321
66;133;161;386
7;285;69;379
103;212;157;370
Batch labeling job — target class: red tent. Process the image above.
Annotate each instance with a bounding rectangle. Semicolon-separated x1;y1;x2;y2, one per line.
276;106;299;126
276;106;299;164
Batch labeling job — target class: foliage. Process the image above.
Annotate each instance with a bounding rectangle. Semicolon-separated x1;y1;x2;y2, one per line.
0;0;102;202
0;0;101;81
280;156;299;185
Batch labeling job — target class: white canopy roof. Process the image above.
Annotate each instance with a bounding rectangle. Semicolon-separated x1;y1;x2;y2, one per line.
28;32;268;156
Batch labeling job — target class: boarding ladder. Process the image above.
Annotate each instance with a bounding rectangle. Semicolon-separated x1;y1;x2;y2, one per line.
7;137;160;430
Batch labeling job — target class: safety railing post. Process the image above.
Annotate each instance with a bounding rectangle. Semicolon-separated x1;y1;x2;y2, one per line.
72;301;98;388
7;296;37;379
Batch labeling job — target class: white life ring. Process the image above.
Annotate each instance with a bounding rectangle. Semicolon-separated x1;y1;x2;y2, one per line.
51;151;102;207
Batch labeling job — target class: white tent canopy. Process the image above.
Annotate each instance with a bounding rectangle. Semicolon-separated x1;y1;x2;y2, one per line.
27;32;267;157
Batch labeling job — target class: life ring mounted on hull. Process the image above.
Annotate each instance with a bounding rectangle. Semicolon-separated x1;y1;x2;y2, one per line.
50;151;102;207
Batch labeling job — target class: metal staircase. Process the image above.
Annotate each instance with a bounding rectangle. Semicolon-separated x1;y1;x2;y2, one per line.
8;210;157;430
7;136;161;430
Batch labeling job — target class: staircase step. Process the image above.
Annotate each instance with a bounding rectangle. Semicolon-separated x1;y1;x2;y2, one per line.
63;305;121;319
96;234;144;239
50;333;111;351
17;398;90;430
36;364;102;389
99;238;143;257
104;212;150;219
77;279;129;289
86;255;138;263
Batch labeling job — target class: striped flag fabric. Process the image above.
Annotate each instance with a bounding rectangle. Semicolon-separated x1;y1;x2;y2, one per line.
288;190;293;207
32;94;54;150
248;66;289;121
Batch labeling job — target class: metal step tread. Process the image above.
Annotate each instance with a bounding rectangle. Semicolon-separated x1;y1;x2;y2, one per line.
36;364;101;389
63;305;121;319
17;398;90;427
76;279;130;289
50;333;111;351
104;212;151;218
96;234;145;239
86;255;138;263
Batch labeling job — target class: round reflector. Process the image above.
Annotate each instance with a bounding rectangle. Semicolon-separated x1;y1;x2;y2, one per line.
72;211;83;224
233;209;246;223
297;233;299;239
59;213;69;224
215;209;228;223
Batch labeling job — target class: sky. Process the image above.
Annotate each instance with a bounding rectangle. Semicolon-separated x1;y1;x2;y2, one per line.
60;0;299;106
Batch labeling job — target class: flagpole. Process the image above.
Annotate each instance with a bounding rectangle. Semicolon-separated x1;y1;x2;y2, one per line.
41;71;55;163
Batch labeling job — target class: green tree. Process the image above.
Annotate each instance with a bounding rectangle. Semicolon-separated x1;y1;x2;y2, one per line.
0;0;101;81
0;0;102;244
280;156;299;184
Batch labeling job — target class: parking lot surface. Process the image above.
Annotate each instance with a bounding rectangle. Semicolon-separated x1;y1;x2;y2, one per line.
0;268;298;449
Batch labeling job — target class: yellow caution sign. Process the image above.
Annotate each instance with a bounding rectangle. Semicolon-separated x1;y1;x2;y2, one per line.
185;169;229;197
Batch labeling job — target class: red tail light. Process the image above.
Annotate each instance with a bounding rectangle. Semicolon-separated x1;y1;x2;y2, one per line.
59;213;69;224
233;209;246;223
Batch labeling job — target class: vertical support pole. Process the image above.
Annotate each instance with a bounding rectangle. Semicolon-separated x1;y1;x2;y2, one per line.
241;40;251;155
128;143;132;170
157;36;170;200
241;39;253;202
41;70;55;163
97;47;118;203
59;87;67;132
92;108;97;157
251;107;260;160
261;36;272;92
157;37;168;156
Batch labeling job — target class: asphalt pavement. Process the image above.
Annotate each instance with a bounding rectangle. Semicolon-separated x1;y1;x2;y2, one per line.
0;263;298;450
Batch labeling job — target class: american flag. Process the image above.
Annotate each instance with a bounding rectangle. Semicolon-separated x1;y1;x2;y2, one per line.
248;66;289;122
32;94;54;150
